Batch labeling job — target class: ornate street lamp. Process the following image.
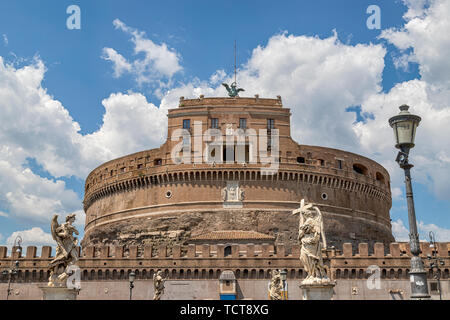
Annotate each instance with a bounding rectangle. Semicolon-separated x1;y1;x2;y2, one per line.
2;236;22;300
389;104;429;299
427;231;445;300
129;271;136;300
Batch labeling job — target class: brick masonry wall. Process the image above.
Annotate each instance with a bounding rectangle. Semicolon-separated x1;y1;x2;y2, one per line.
0;242;448;299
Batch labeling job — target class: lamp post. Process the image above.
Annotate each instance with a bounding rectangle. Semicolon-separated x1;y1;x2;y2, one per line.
2;261;19;300
129;272;135;300
279;269;288;300
427;231;445;300
2;236;22;300
388;104;429;299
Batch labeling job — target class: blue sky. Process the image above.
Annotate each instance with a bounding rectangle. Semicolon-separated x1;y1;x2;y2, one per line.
0;0;449;248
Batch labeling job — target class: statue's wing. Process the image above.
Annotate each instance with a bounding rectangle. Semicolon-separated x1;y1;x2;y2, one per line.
222;83;230;91
237;88;245;92
50;215;60;242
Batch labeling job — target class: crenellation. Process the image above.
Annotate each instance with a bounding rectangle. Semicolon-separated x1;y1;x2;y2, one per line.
276;244;286;258
374;242;384;257
358;243;369;257
157;245;167;259
246;244;255;257
12;246;21;259
187;244;196;258
201;244;210;258
85;246;95;258
262;244;272;258
172;244;181;259
389;243;400;257
292;245;300;258
420;242;432;256
144;245;153;259
41;246;52;259
0;246;6;259
343;243;353;257
115;245;124;259
129;245;138;259
26;246;37;259
217;244;225;259
100;245;109;259
437;242;449;257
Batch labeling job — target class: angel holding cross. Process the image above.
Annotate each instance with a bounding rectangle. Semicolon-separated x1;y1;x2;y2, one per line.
292;199;330;285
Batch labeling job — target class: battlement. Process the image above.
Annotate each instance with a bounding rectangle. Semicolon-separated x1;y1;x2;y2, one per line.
1;242;449;283
1;242;448;261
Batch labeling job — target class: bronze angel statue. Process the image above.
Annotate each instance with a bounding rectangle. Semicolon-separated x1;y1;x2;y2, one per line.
48;214;79;287
153;270;165;300
292;199;330;285
222;82;244;97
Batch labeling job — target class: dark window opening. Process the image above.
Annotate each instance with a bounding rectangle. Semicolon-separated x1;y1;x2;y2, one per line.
267;119;275;129
297;157;305;164
154;159;162;166
239;118;247;129
224;246;232;257
211;118;219;129
353;163;368;175
183;119;190;129
336;159;343;170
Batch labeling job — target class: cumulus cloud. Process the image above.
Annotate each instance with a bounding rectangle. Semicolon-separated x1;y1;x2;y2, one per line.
102;19;182;88
0;55;167;226
2;2;450;238
358;0;450;200
6;227;54;247
392;218;450;242
391;219;410;242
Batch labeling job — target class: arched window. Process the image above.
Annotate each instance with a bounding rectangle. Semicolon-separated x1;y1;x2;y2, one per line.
353;163;368;175
376;172;385;183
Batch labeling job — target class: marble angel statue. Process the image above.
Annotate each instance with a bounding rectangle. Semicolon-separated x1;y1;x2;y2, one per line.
153;270;165;300
292;199;330;285
47;214;79;287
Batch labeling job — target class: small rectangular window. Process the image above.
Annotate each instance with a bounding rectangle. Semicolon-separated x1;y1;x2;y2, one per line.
137;164;143;169
267;119;275;129
337;159;343;170
183;119;190;129
239;118;247;129
297;157;305;164
211;118;219;129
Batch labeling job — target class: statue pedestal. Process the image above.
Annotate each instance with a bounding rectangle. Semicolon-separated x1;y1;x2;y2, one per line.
300;282;336;300
39;286;79;300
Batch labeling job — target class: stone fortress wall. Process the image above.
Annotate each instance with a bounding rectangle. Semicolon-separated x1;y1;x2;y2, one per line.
82;96;393;249
1;242;448;299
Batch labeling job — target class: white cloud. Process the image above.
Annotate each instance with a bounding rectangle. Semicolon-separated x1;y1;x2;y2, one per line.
418;220;450;242
6;227;54;247
101;48;132;77
2;34;7;46
2;3;450;233
102;19;182;88
392;218;450;242
381;0;450;89
0;55;167;225
391;219;410;242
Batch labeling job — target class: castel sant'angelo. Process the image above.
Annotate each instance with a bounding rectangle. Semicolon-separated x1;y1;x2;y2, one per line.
82;94;393;250
1;92;448;300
